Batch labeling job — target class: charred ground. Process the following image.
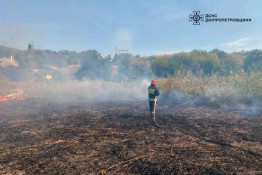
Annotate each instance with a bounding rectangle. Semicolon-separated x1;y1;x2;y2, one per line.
0;99;262;174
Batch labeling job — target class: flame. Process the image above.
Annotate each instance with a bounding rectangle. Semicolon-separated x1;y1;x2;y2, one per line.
0;95;9;102
0;89;24;102
46;74;52;80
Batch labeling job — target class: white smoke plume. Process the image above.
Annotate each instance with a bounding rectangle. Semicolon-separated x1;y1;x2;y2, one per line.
26;79;151;103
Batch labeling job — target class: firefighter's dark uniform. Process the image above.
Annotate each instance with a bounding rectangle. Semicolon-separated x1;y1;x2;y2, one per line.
148;84;160;113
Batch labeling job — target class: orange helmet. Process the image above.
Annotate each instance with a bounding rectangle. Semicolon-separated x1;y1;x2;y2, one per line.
151;79;157;85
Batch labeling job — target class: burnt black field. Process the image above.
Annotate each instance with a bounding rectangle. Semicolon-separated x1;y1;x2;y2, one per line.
0;99;262;174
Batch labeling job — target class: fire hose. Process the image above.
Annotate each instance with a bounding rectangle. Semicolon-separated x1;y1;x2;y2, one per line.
152;96;161;128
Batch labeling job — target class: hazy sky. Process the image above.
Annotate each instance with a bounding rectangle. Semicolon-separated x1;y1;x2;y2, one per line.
0;0;262;56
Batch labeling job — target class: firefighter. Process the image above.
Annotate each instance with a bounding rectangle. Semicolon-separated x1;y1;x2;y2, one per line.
148;79;160;119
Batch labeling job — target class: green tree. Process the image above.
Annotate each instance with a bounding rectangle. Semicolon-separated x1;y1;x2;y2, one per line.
243;50;262;72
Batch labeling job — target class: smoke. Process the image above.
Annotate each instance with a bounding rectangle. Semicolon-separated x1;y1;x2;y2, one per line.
0;43;154;105
207;85;262;115
29;79;151;103
161;83;262;115
1;44;261;115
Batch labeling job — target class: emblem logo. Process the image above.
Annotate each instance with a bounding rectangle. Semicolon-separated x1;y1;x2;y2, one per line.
189;11;204;25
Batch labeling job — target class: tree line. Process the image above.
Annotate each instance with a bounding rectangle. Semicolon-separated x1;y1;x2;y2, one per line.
0;45;262;81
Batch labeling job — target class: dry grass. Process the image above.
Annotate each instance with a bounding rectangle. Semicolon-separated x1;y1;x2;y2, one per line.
158;72;262;106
